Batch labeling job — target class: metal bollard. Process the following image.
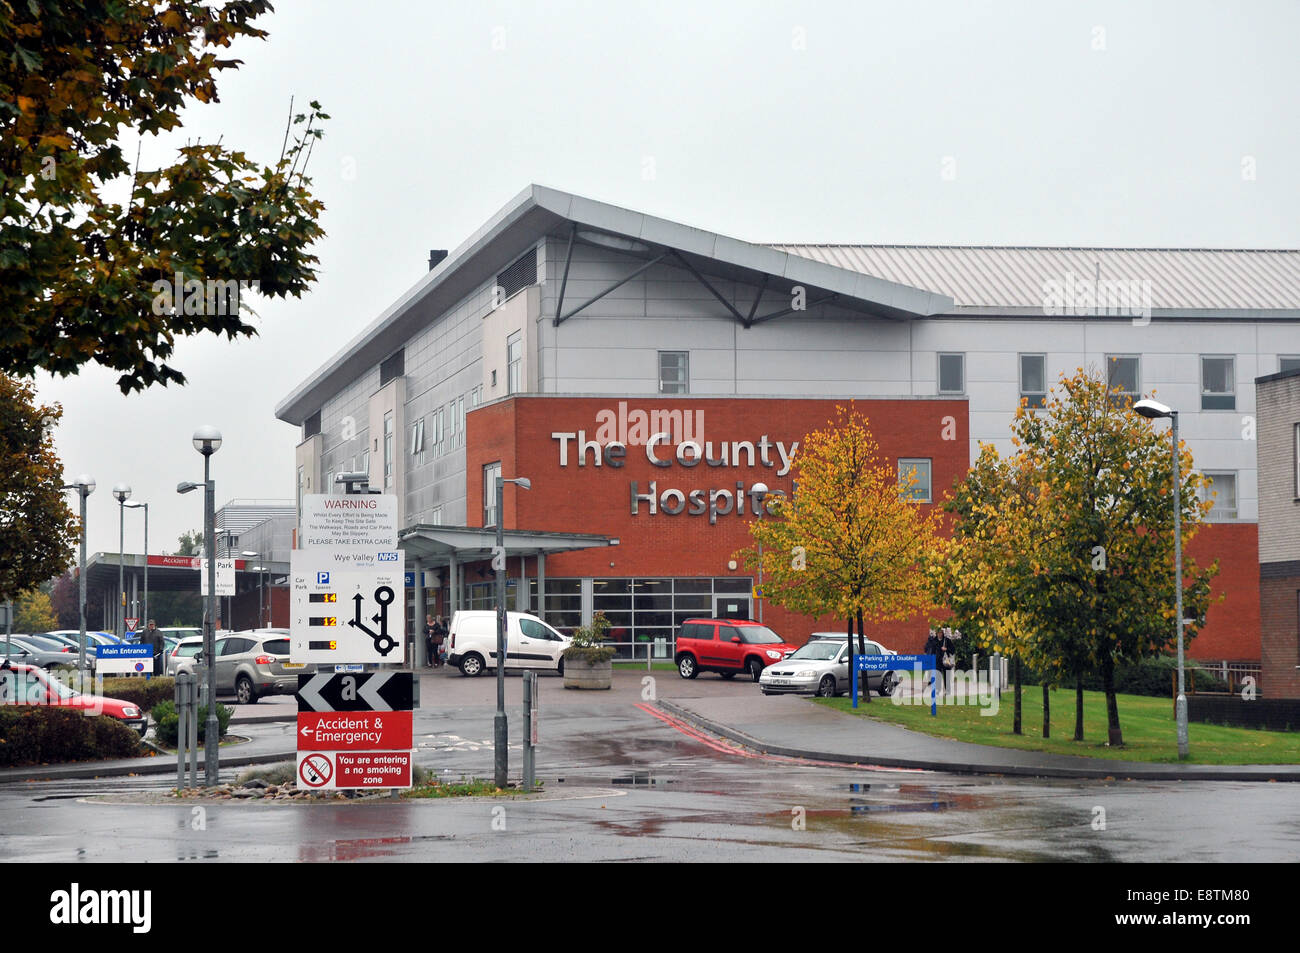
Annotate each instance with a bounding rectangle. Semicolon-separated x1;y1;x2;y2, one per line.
175;673;187;789
522;671;537;791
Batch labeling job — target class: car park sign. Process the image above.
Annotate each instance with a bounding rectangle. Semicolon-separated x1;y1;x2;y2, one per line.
289;552;405;664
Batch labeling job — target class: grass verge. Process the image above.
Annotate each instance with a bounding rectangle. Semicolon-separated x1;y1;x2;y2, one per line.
404;777;541;798
815;687;1300;765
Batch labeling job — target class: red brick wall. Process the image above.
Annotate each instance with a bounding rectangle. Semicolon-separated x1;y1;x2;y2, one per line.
1260;574;1300;698
1185;523;1260;661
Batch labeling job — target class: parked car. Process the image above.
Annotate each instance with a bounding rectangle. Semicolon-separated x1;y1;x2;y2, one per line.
158;627;202;644
0;634;81;671
674;619;799;682
167;637;205;677
189;629;315;704
447;611;571;677
759;636;898;697
36;631;119;669
0;660;148;735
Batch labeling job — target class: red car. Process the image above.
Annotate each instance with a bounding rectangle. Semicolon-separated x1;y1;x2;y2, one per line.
0;661;148;736
674;618;798;682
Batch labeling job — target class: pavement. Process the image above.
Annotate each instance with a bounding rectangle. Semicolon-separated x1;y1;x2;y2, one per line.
2;668;1297;783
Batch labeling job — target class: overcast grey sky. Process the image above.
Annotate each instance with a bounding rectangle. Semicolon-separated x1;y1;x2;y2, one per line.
34;0;1300;557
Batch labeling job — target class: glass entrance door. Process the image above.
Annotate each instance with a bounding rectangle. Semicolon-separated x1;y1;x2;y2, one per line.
713;594;752;621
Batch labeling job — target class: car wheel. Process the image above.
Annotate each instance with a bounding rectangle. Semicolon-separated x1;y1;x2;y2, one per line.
236;675;258;705
746;658;763;682
460;653;484;677
719;671;736;680
677;655;698;679
556;657;564;677
878;672;896;697
817;674;836;697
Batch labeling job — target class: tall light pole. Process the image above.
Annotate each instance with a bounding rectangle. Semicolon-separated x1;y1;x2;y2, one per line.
60;475;95;671
751;482;768;623
179;425;222;785
493;473;531;789
1133;398;1189;760
113;484;131;639
125;501;148;635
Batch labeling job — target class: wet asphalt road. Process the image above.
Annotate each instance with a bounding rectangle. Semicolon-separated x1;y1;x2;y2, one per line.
1;670;1296;862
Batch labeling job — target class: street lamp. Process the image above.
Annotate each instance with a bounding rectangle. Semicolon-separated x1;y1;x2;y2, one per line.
60;475;95;671
124;500;149;637
1132;398;1189;760
181;424;222;785
113;484;131;640
241;551;264;628
751;482;768;623
493;473;531;788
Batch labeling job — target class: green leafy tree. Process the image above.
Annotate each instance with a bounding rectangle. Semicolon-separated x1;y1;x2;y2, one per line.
1;0;327;392
0;375;77;602
14;588;57;632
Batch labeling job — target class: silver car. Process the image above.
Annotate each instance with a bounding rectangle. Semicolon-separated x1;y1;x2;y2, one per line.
760;637;898;697
191;629;315;704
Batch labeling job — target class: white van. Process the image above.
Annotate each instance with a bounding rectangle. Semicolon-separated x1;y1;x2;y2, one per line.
447;611;572;677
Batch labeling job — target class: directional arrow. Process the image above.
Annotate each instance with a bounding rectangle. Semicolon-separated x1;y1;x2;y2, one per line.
300;724;315;738
297;672;413;712
296;674;331;712
358;673;393;712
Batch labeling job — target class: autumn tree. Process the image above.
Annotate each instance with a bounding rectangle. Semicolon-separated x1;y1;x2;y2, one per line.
735;404;940;699
14;587;57;632
1;0;327;392
0;375;78;601
943;369;1218;746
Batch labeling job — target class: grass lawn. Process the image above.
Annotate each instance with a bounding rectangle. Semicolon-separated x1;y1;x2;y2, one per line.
612;661;676;672
815;686;1300;765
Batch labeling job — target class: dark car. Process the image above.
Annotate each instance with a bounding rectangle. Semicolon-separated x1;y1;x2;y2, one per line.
0;634;80;671
674;618;799;682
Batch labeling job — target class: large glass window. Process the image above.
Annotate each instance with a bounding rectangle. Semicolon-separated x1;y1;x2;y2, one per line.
659;351;689;394
1201;356;1236;410
1019;354;1046;409
383;412;394;488
937;353;965;395
1106;355;1140;408
1198;471;1238;520
507;331;522;395
589;577;753;659
482;462;501;527
898;458;932;503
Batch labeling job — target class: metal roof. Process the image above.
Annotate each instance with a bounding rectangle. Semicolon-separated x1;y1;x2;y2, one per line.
769;245;1300;313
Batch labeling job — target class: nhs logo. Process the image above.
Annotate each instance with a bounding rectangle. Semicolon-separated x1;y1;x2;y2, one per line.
377;552;399;562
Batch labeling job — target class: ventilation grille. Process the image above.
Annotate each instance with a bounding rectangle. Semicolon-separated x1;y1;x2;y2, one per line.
380;348;405;386
496;247;538;301
303;411;321;438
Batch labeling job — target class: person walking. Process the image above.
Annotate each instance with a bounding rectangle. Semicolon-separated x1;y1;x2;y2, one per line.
924;628;955;698
424;615;437;668
142;619;164;677
432;616;448;668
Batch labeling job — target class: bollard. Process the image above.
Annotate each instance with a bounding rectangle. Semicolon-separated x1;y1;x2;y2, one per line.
522;671;537;791
175;673;188;789
188;673;199;789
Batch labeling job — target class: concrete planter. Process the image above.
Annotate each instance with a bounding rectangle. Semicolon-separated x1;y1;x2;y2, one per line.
563;656;613;690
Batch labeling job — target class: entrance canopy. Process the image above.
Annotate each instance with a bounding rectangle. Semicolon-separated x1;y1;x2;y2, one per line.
397;524;616;567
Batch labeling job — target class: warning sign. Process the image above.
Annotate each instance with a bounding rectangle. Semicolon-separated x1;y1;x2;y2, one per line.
295;750;412;790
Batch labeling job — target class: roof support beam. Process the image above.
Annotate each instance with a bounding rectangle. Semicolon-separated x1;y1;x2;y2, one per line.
749;292;840;326
551;223;577;327
670;250;747;324
554;251;670;326
744;273;769;328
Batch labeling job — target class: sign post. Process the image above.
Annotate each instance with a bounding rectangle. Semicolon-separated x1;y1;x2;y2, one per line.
296;672;414;790
853;654;937;715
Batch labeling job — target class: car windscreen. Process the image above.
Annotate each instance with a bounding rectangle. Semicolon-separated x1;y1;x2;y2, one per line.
734;625;783;645
788;641;843;661
261;639;290;656
177;643;203;657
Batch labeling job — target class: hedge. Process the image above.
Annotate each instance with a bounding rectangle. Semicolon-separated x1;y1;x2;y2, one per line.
1018;655;1229;696
150;700;233;746
0;707;143;767
98;676;175;712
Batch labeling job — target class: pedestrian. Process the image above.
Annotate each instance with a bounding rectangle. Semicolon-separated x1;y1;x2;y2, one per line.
924;628;955;697
142;619;163;677
432;616;448;668
424;615;437;668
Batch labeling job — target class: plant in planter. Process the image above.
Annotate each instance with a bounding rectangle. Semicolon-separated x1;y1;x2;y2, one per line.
562;612;615;690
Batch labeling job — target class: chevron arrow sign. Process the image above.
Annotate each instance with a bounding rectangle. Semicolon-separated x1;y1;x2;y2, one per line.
296;672;414;712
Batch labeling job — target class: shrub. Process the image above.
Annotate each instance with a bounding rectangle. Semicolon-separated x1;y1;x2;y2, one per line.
237;762;296;786
562;611;616;664
1017;655;1228;697
0;707;142;767
99;676;175;711
151;700;233;746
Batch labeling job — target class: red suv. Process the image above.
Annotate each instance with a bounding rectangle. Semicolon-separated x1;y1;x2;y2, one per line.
675;619;797;682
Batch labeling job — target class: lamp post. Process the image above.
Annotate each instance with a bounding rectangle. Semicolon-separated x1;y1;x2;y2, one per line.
179;425;222;785
493;473;531;789
241;551;263;627
125;501;148;635
751;482;768;623
112;484;131;639
1133;398;1189;760
60;475;95;671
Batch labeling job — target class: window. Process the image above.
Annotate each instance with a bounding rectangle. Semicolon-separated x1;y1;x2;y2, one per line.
1294;423;1300;499
483;462;501;527
470;385;483;407
383;412;394;488
659;351;689;394
457;396;466;447
506;331;522;395
1201;356;1235;410
379;348;405;386
1280;356;1300;374
1106;355;1140;408
410;417;425;455
360;450;370;480
296;465;304;518
326;470;334;495
429;506;443;526
938;353;964;395
1198;471;1237;520
1019;354;1046;409
430;407;444;454
303;411;321;439
898;458;932;502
